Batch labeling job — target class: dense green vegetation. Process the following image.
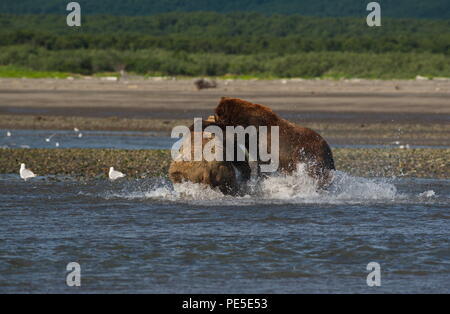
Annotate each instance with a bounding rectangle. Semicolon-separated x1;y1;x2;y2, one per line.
1;13;449;54
1;46;448;79
3;12;449;37
0;13;448;78
1;0;449;19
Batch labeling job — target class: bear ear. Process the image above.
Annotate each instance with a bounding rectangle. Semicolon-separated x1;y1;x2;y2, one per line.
220;96;232;104
217;97;235;116
219;97;239;107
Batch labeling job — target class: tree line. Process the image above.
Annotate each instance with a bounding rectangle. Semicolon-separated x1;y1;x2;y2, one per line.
1;45;448;78
0;12;448;78
0;13;449;54
1;0;449;19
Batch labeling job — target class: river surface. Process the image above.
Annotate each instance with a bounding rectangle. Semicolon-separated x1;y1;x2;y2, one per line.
0;168;448;293
1;129;448;150
1;129;173;150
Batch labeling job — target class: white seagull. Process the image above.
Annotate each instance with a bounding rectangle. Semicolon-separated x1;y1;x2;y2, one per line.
74;128;80;132
78;133;83;138
20;163;37;181
6;131;11;137
109;167;126;181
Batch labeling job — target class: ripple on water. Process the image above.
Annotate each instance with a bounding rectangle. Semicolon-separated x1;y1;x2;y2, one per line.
0;167;449;293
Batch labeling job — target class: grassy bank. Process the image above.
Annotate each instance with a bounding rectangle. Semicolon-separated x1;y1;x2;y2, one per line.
0;65;71;79
1;148;448;179
1;48;448;79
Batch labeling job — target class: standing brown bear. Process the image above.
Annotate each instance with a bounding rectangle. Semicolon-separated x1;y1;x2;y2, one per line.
214;97;335;187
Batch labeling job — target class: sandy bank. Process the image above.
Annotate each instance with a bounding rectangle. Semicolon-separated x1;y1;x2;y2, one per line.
0;78;449;118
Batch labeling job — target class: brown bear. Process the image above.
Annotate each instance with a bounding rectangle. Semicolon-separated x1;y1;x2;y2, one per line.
168;119;251;195
214;97;335;187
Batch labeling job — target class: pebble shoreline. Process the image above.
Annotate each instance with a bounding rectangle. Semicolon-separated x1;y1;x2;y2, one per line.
1;148;448;179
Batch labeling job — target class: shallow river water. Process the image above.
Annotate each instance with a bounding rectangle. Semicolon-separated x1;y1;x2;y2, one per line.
2;129;448;150
0;167;448;293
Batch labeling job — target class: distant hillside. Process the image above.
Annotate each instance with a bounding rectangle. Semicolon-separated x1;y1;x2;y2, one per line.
3;13;449;37
1;13;449;55
1;0;449;19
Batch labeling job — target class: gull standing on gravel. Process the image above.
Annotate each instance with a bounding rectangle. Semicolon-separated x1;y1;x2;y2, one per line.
20;163;37;181
109;167;126;181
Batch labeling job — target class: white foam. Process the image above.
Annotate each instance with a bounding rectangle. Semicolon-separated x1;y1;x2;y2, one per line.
325;170;398;201
419;190;436;198
102;164;401;205
253;165;398;203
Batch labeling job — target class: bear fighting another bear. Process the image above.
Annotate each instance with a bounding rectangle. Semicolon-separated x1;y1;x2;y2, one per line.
168;97;335;194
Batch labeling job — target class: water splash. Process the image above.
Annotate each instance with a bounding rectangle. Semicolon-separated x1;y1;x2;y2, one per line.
419;190;437;198
102;164;402;205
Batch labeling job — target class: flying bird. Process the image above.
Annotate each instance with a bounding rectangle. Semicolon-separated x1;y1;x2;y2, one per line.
45;133;56;142
109;167;126;181
20;163;37;181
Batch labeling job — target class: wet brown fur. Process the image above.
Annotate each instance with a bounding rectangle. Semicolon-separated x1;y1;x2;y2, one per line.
215;97;335;187
168;123;250;195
